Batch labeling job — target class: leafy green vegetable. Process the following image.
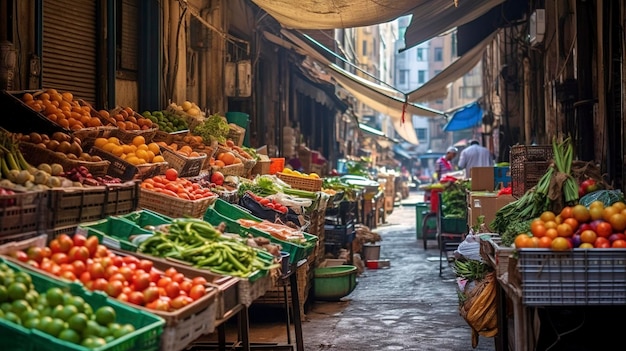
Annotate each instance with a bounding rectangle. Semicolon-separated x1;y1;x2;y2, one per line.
193;114;230;144
500;219;532;247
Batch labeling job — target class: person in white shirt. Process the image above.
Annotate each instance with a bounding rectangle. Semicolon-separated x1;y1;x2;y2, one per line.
458;139;493;178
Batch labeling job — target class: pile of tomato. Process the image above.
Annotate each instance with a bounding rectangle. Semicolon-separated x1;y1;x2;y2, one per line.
514;201;626;250
11;233;208;312
246;191;288;214
140;168;216;201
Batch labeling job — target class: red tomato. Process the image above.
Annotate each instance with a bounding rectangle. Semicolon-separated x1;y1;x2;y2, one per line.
596;221;613;238
60;270;77;281
108;273;127;283
117;293;129;302
118;266;134;281
133;273;151;291
138;259;154;272
79;271;91;284
106;280;124;297
84;236;99;256
88;262;105;279
128;291;145;305
12;250;28;262
612;239;626;248
111;255;124;267
92;278;109;291
189;284;205;301
157;277;172;289
68;246;90;263
165;168;178;181
94;245;109;258
594;236;611;248
171;272;185;284
164;267;178;278
149;270;161;284
165;281;181;299
72;260;86;276
123;255;140;265
105;265;119;279
143;286;160;304
191;277;208;286
41;247;52;259
26;247;44;263
56;234;74;253
51;253;69;265
179;280;193;293
73;233;87;247
49;239;62;254
170;295;193;309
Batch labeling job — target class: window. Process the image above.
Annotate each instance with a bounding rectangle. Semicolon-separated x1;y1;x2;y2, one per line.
362;40;368;56
451;32;457;57
416;128;427;141
417;70;426;84
417;48;426;61
434;47;443;61
399;69;409;85
116;0;139;79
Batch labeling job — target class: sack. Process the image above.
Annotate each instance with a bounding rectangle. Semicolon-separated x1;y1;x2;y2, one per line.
454;234;482;261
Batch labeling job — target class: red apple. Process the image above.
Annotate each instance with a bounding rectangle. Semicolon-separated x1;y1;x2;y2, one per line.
210;171;224;186
608;233;626;243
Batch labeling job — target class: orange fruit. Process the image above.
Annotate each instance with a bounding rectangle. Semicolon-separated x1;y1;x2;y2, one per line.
571;205;590;223
589;200;605;210
580;230;597;244
609;213;626;232
232;157;242;164
539;211;556;222
153;155;165;163
602;206;620;222
530;221;546;238
538;236;553;248
148;143;160;155
220;152;236;165
556;223;574;237
589;206;603;221
596;221;613;238
563;218;579;231
94;138;108;148
560;206;573;219
529;236;540;248
544;221;557;230
107;137;121;145
551;237;570;251
612;201;626;212
132;135;145;147
545;228;558;240
214;160;226;167
514;234;532;249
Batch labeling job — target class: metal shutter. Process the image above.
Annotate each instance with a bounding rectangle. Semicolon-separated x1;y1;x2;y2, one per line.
42;0;97;104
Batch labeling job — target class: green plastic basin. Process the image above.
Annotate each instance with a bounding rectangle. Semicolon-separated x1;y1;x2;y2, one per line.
313;265;358;301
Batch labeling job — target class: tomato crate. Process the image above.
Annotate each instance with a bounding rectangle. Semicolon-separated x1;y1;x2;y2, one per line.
0;256;165;351
203;198;318;264
138;188;217;219
517;248;626;306
0;189;47;240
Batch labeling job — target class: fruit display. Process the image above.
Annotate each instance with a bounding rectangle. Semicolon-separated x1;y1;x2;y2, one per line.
511;201;626;250
139;169;216;200
61;166;123;186
157;142;205;158
280;167;321;180
19;89;104;131
0;260;139;348
98;106;156;131
168;101;204;120
10;233;208;312
93;135;165;166
18;131;102;163
141;110;188;133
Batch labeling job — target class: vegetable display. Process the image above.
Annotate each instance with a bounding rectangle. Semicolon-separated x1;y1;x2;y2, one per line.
192;114;230;144
138;218;277;277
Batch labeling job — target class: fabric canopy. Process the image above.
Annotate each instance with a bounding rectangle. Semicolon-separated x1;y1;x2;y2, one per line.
443;101;483;132
407;31;498;103
252;0;418;29
401;0;504;52
280;29;445;145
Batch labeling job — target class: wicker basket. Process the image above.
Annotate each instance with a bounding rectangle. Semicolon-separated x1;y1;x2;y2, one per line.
89;147;167;181
251;159;271;175
227;123;245;147
138;188;218;218
19;142;110;177
72;126;117;141
109;126;159;145
277;172;323;192
160;147;207;177
510;145;553;198
210;163;245;177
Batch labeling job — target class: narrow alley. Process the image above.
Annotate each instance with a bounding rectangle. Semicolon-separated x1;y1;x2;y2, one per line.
196;190;497;351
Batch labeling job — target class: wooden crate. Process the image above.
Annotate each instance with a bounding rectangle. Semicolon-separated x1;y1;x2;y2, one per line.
0;189;47;240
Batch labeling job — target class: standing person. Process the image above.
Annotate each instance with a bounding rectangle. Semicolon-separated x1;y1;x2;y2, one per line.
458;139;493;178
435;146;458;181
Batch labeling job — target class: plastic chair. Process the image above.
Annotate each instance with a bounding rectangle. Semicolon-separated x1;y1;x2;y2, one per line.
436;191;466;276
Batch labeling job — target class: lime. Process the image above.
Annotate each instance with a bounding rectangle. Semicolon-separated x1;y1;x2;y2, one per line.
81;337;107;348
1;302;13;313
94;306;116;326
0;271;7;286
13;271;32;287
67;313;88;333
57;304;79;321
114;323;136;338
3;311;21;325
104;335;116;343
23;316;39;329
20;309;40;323
45;287;65;307
0;262;10;271
0;309;4;318
44;318;66;337
51;305;65;319
83;320;102;339
83;303;93;317
0;285;8;303
24;290;39;306
7;282;28;300
64;296;86;313
58;328;81;344
11;299;31;316
37;316;53;332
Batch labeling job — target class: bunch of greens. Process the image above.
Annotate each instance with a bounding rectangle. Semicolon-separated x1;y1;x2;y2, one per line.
237;175;318;199
193;113;230;143
442;180;469;219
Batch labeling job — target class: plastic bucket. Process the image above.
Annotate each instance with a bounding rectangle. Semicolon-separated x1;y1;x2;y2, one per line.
362;243;381;262
280;251;291;276
225;112;250;146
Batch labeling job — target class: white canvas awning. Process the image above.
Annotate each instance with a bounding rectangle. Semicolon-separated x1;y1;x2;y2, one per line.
407;31;498;103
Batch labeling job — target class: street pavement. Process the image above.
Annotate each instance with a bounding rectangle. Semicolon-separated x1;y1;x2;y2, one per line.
195;190;497;350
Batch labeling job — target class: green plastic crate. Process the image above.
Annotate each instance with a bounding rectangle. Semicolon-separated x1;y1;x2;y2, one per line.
119;209;173;228
441;217;467;234
203;199;318;263
76;216;154;252
0;257;165;351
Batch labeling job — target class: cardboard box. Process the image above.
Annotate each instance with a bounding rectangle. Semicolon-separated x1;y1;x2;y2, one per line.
467;192;517;231
470;167;495;191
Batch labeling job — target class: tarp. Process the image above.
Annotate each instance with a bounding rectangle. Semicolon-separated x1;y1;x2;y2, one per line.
280;29;446;145
443;101;483;132
406;31;497;103
401;0;504;52
252;0;419;29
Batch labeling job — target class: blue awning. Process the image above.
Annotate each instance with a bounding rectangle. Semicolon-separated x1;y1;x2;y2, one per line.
443;102;483;132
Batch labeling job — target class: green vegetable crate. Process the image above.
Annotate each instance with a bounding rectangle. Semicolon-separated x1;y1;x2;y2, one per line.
0;257;165;351
203;198;318;264
76;216;155;252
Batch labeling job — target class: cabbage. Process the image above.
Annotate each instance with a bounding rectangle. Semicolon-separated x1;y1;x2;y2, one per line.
579;190;624;208
193;114;230;143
